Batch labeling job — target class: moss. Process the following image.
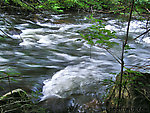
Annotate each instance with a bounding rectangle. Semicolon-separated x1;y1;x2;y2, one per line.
0;89;32;112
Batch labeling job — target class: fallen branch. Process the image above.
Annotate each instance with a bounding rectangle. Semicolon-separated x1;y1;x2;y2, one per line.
0;29;12;39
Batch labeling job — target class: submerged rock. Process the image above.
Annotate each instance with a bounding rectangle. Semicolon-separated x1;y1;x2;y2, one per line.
105;70;150;113
39;96;71;113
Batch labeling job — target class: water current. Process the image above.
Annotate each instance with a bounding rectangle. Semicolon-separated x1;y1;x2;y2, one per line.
0;11;149;110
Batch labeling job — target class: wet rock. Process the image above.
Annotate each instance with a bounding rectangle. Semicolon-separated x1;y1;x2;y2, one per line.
105;71;150;113
39;96;71;113
80;99;107;113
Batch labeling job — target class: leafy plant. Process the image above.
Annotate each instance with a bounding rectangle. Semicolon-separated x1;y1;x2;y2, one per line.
79;0;144;111
79;15;121;64
81;16;118;47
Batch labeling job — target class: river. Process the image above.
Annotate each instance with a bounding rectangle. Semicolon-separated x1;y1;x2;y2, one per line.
0;11;149;112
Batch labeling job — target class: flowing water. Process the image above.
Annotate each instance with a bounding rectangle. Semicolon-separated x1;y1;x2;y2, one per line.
0;11;150;111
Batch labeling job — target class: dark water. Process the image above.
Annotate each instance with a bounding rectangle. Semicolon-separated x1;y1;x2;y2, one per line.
0;11;149;111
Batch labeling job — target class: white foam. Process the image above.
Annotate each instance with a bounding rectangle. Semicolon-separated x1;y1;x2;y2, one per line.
37;36;52;45
22;28;43;35
54;53;77;61
143;37;150;44
41;61;106;101
0;57;8;62
19;38;36;46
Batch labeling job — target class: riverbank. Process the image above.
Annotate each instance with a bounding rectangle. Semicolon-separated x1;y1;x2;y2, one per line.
105;70;150;113
1;70;150;112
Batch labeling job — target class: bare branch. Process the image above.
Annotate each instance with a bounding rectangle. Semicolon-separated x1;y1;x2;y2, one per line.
103;47;121;64
133;29;150;40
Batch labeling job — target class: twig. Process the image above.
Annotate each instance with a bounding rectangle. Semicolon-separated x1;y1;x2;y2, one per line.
102;46;121;64
145;7;150;13
133;29;150;40
146;17;149;30
136;89;150;102
21;1;42;13
134;8;149;17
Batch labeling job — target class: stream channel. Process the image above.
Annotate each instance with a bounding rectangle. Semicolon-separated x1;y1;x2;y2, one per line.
0;11;150;112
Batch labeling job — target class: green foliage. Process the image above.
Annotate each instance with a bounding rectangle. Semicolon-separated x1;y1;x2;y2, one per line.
3;0;34;10
74;0;104;10
13;0;33;10
58;0;77;8
1;0;149;14
37;0;63;12
120;69;145;86
135;0;150;14
124;44;135;53
80;16;118;49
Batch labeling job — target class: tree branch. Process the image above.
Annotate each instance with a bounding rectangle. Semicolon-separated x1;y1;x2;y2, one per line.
133;29;150;40
117;0;134;111
103;46;121;64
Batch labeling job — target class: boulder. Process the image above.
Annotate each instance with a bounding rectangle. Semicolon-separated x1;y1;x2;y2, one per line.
105;70;150;113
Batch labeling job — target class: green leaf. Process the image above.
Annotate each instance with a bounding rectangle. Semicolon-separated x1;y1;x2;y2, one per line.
96;40;103;44
76;39;82;41
125;45;135;50
103;36;111;40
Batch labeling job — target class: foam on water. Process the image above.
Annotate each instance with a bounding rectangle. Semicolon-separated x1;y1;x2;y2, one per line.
41;59;110;101
143;37;150;44
19;38;36;47
0;56;8;62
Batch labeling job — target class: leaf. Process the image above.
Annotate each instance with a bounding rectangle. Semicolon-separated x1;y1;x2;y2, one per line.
76;39;82;41
109;72;117;75
88;40;94;45
10;78;18;82
125;45;135;50
96;40;103;44
103;36;111;40
80;34;85;38
98;33;104;37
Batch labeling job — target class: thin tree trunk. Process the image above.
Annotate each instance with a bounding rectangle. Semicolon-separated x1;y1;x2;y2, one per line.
116;0;134;112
